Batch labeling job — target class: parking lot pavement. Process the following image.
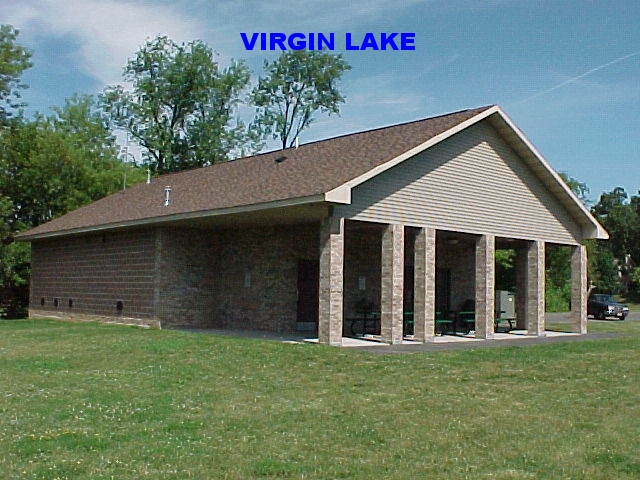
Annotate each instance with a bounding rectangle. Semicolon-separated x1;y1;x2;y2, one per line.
546;311;639;322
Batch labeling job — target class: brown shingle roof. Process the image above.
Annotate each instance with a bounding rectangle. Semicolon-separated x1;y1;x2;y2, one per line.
18;106;492;239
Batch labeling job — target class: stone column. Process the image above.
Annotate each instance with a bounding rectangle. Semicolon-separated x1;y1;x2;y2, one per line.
381;223;404;344
318;216;344;346
414;227;436;342
571;244;588;334
475;234;495;339
526;240;546;336
515;248;527;330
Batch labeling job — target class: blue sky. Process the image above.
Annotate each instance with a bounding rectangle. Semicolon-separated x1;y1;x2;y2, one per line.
2;0;639;203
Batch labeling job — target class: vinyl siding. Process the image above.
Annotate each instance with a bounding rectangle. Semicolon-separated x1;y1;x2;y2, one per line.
335;121;582;245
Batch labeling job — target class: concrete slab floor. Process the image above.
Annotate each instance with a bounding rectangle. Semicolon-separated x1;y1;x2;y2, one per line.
304;330;614;353
347;330;619;353
179;322;620;353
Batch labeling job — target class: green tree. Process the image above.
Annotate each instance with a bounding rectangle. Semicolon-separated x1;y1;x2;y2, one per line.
1;96;145;230
0;25;32;121
630;267;640;298
589;187;640;295
0;97;145;316
592;187;640;263
545;245;571;311
592;186;628;217
588;242;620;293
252;49;351;149
630;190;640;216
495;249;515;292
630;191;640;296
559;171;590;205
102;35;253;174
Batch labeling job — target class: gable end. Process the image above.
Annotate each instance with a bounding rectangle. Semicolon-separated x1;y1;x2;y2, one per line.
335;120;585;244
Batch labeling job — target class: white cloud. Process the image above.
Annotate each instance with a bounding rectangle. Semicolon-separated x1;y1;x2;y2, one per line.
346;73;429;109
2;0;203;86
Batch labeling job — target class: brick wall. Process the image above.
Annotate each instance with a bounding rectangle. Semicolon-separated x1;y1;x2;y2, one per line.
27;221;487;335
155;228;217;328
343;223;383;318
210;224;319;332
29;230;157;323
29;223;321;331
437;241;476;311
158;223;319;332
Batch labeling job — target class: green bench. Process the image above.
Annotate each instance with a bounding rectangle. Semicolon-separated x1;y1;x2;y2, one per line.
494;316;515;332
435;312;454;335
457;311;475;334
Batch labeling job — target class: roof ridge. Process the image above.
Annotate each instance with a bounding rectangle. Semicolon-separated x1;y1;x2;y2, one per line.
290;105;496;147
152;105;496;182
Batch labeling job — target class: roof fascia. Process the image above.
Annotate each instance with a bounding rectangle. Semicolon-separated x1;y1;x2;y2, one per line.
17;194;325;241
324;186;351;204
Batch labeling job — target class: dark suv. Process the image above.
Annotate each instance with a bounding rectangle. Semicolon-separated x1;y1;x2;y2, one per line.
588;294;629;320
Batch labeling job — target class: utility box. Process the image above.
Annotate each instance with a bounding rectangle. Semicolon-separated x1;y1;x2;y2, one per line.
495;290;515;319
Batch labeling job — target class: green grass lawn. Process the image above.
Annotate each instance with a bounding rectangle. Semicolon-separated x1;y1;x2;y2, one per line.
1;320;640;479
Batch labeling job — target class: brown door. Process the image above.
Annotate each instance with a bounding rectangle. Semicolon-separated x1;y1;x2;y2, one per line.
297;259;319;327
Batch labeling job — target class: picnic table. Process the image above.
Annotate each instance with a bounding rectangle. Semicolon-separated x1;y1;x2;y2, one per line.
494;315;515;332
457;311;476;334
348;311;416;336
455;310;515;333
348;312;380;336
